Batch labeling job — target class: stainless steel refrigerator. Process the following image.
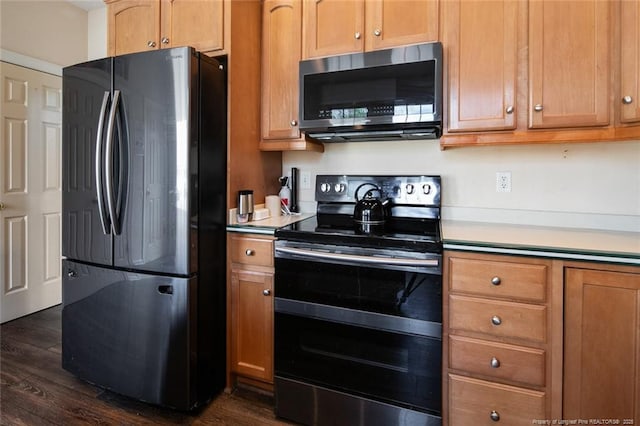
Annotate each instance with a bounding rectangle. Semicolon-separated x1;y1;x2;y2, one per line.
61;47;227;410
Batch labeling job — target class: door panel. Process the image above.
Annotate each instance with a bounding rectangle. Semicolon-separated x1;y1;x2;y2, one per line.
1;62;63;322
61;259;194;409
62;59;112;266
113;48;194;276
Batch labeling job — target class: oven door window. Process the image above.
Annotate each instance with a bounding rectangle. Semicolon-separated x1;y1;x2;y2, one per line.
275;257;442;324
275;313;441;415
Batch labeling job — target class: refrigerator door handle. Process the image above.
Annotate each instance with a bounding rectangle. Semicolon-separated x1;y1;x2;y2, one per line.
105;89;121;235
96;91;111;235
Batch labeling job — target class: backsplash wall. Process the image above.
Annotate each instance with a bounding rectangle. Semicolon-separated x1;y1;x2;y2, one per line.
283;139;640;232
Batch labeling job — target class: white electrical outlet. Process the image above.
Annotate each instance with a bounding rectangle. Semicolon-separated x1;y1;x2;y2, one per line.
301;171;312;190
496;171;512;193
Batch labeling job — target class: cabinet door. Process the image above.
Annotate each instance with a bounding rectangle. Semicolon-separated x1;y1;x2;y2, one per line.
365;0;438;51
529;1;610;129
564;268;640;422
443;0;518;132
161;0;224;53
302;0;364;58
230;268;274;383
262;0;303;141
621;0;640;124
108;0;160;56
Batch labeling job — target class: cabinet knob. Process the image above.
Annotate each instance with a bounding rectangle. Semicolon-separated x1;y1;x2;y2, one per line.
147;40;157;48
245;249;255;256
0;202;5;210
490;410;500;422
161;37;170;44
534;104;543;112
490;357;501;368
354;32;362;40
290;120;298;126
263;289;271;296
491;315;502;326
505;105;514;114
373;28;381;37
622;95;633;105
491;276;501;286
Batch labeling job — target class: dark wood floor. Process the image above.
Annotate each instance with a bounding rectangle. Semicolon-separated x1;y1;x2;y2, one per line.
0;305;292;425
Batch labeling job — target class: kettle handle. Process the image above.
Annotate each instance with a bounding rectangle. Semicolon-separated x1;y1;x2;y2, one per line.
354;182;382;201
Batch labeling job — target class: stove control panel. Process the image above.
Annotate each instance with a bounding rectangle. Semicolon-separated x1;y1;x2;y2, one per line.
315;175;441;207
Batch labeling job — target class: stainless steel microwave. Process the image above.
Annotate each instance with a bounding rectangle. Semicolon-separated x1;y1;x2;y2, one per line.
299;42;443;142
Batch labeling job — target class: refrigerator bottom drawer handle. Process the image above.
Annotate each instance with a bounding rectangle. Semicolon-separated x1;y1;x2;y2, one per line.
158;285;173;295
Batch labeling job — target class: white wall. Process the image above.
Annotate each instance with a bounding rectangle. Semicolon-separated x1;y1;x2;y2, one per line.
283;140;640;232
87;6;107;60
0;1;88;67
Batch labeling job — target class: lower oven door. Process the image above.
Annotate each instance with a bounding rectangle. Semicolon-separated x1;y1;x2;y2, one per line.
274;240;442;422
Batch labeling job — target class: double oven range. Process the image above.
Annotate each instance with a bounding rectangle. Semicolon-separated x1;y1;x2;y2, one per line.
274;175;443;425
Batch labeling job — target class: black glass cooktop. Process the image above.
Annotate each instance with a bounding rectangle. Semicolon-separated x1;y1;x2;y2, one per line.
275;215;442;253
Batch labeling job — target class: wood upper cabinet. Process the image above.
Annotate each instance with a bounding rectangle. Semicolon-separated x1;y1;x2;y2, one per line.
564;266;640;423
260;0;324;151
442;0;518;132
528;0;610;129
302;0;438;59
107;0;160;56
107;0;224;56
620;0;640;124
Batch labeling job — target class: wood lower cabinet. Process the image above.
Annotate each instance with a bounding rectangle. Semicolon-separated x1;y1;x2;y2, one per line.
301;0;438;59
228;233;275;386
260;0;323;152
563;265;640;422
444;251;559;424
106;0;224;56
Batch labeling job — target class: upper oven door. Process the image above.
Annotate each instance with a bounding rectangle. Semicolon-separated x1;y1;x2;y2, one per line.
299;42;443;133
274;240;442;336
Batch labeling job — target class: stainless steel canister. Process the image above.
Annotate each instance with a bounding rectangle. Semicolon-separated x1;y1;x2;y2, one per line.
237;190;254;223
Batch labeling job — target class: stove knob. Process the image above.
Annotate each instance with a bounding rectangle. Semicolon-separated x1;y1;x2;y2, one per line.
423;183;431;195
405;183;415;194
320;183;331;193
334;183;345;193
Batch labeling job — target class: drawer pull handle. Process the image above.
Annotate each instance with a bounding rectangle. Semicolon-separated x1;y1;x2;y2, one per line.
491;276;501;285
490;357;501;368
490;410;500;421
245;249;255;256
263;289;271;296
491;315;502;326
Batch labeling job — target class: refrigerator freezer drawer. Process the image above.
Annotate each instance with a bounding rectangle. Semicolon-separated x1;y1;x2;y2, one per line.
62;260;197;410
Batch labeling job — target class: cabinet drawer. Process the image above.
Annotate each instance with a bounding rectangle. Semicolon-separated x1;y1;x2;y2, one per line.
449;294;546;343
449;374;545;424
229;235;274;267
448;257;547;302
449;335;545;387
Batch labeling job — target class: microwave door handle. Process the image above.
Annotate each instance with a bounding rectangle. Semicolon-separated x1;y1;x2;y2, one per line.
275;246;439;267
105;90;121;235
95;91;111;235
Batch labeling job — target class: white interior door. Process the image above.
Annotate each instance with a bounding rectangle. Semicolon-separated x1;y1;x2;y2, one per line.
1;62;62;323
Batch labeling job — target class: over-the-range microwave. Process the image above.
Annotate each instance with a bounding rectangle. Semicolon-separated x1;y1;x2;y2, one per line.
299;41;443;143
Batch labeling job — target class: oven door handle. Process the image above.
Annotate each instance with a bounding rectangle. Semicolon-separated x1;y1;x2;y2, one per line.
275;246;439;267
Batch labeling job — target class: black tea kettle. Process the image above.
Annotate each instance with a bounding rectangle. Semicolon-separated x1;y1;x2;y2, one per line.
353;184;389;234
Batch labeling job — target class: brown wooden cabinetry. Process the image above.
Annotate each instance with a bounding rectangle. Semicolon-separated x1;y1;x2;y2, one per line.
442;0;518;132
302;0;438;59
260;0;323;152
528;0;610;129
106;0;224;56
228;233;275;386
620;0;640;125
441;0;640;148
563;265;640;423
444;251;560;424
